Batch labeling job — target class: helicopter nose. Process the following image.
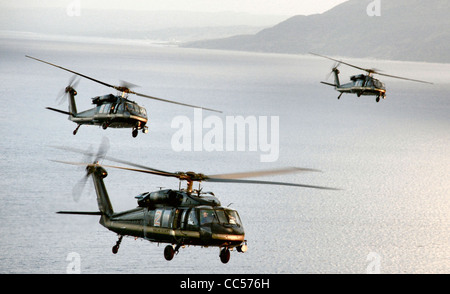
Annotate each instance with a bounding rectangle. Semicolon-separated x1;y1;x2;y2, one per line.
211;224;245;243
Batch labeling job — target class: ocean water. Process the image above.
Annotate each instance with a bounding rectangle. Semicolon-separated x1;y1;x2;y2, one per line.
0;36;449;274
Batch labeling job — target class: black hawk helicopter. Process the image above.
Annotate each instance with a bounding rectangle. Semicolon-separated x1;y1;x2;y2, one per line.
310;53;433;102
26;55;221;137
53;140;338;263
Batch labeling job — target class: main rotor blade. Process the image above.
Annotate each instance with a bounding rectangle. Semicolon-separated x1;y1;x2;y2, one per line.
100;164;177;178
27;55;222;113
310;53;433;84
26;55;117;89
51;145;174;175
310;52;369;72
51;159;176;178
374;72;433;84
207;167;320;180
131;91;222;113
52;146;338;190
204;177;339;190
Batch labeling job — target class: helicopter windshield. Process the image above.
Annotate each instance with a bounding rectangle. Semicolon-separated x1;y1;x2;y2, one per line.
200;208;242;226
126;102;147;117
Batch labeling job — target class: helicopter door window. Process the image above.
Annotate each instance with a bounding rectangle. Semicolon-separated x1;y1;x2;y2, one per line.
161;209;172;228
115;102;124;114
186;209;198;230
99;104;111;114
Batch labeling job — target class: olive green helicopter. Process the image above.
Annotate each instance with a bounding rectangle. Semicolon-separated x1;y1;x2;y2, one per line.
53;139;338;263
26;55;221;137
310;53;433;102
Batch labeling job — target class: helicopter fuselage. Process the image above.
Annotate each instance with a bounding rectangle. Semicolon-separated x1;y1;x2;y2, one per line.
312;52;432;102
74;94;148;129
104;203;246;248
59;164;247;263
321;69;387;102
49;87;149;137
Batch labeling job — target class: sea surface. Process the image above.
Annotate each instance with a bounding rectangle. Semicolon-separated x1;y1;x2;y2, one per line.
0;36;449;274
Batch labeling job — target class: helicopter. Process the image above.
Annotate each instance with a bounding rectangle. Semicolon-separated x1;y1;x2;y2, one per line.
26;55;221;137
310;53;433;102
52;140;338;264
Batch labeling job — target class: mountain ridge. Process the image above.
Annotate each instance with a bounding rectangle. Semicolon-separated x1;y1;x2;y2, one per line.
183;0;450;63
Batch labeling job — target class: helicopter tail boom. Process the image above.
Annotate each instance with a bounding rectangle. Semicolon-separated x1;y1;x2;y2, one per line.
46;107;74;116
89;165;114;218
320;81;337;87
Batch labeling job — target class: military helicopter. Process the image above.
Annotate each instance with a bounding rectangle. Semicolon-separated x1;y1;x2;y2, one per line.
310;53;433;102
26;55;221;137
53;140;338;263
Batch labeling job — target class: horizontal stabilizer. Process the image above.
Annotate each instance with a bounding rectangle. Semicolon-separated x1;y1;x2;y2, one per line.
57;211;102;215
46;107;74;116
320;81;337;87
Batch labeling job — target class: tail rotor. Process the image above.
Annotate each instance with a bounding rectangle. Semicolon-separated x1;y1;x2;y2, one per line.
56;75;80;105
326;62;340;80
70;137;110;202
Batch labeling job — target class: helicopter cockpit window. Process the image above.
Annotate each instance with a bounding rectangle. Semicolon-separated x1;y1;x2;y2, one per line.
201;209;242;226
140;107;147;117
216;209;242;226
374;80;384;88
126;102;137;115
200;209;217;225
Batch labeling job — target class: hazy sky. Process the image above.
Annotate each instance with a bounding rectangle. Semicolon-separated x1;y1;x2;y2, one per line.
2;0;348;16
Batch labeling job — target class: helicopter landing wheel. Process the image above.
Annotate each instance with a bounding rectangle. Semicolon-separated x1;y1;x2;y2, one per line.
132;128;138;138
376;96;380;103
102;122;109;130
164;245;175;261
219;248;230;264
